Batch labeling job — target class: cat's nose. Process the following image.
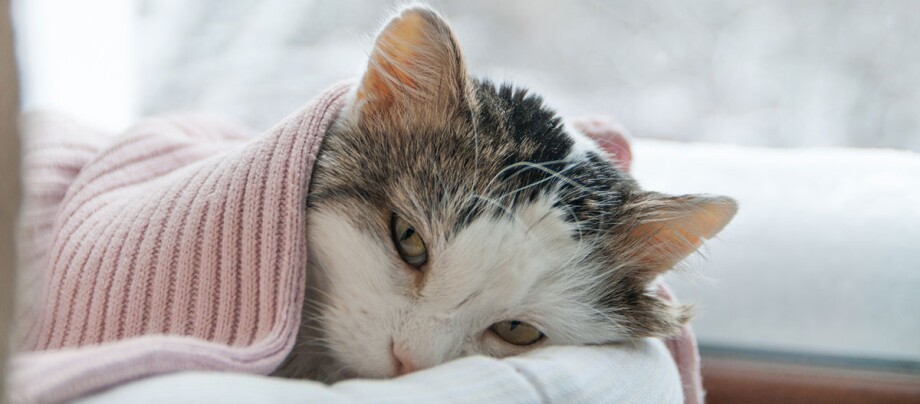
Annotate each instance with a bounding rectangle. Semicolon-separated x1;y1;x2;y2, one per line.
392;342;417;376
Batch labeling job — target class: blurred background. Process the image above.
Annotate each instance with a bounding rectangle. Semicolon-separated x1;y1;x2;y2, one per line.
16;0;920;151
11;0;920;401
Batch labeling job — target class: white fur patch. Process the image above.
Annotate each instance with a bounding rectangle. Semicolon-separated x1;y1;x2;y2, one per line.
563;119;604;161
307;193;630;379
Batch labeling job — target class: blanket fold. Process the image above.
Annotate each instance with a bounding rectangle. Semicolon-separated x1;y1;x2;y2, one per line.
12;83;350;403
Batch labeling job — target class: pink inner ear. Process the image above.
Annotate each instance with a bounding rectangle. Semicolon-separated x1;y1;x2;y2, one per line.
572;117;633;173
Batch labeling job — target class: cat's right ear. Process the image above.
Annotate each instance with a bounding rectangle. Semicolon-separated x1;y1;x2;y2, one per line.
352;6;470;127
624;193;738;277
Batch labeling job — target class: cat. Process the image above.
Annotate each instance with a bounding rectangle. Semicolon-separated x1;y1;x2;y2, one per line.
275;5;737;382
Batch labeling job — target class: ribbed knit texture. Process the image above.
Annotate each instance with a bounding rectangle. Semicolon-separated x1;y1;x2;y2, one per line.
10;81;702;403
11;82;350;403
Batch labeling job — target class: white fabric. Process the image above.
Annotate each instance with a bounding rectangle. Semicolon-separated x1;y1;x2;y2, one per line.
76;339;683;404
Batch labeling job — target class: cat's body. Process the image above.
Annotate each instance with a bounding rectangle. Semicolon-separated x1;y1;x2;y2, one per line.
276;6;736;382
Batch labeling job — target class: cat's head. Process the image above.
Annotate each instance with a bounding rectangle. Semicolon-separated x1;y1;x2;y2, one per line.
304;6;736;380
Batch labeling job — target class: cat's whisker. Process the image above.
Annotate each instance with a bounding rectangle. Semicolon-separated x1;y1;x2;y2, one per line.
495;158;570;178
469;194;520;225
463;161;556;226
496;161;589;196
479;158;570;198
461;160;570;228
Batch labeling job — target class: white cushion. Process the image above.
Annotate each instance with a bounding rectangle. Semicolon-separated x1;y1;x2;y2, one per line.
77;339;682;404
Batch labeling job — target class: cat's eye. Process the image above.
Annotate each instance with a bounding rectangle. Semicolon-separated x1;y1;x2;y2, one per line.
391;214;428;268
490;320;544;346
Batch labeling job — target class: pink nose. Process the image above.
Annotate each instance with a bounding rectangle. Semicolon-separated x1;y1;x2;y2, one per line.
392;343;417;376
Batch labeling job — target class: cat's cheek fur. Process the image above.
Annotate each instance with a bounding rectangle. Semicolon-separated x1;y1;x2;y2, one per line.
306;207;473;378
305;197;634;379
305;208;405;378
307;207;481;377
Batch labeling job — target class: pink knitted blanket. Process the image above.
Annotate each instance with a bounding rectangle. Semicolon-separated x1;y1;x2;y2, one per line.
11;82;702;403
12;83;349;403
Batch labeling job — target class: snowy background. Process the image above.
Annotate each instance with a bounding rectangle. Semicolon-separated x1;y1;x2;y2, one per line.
134;0;920;152
13;0;920;366
16;0;920;151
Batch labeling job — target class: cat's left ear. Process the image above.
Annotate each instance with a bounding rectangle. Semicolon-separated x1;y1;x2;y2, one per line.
625;193;738;276
572;118;633;172
354;6;470;126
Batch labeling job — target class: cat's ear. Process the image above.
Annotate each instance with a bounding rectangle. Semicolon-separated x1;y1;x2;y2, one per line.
572;118;633;172
354;6;469;125
625;193;737;276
